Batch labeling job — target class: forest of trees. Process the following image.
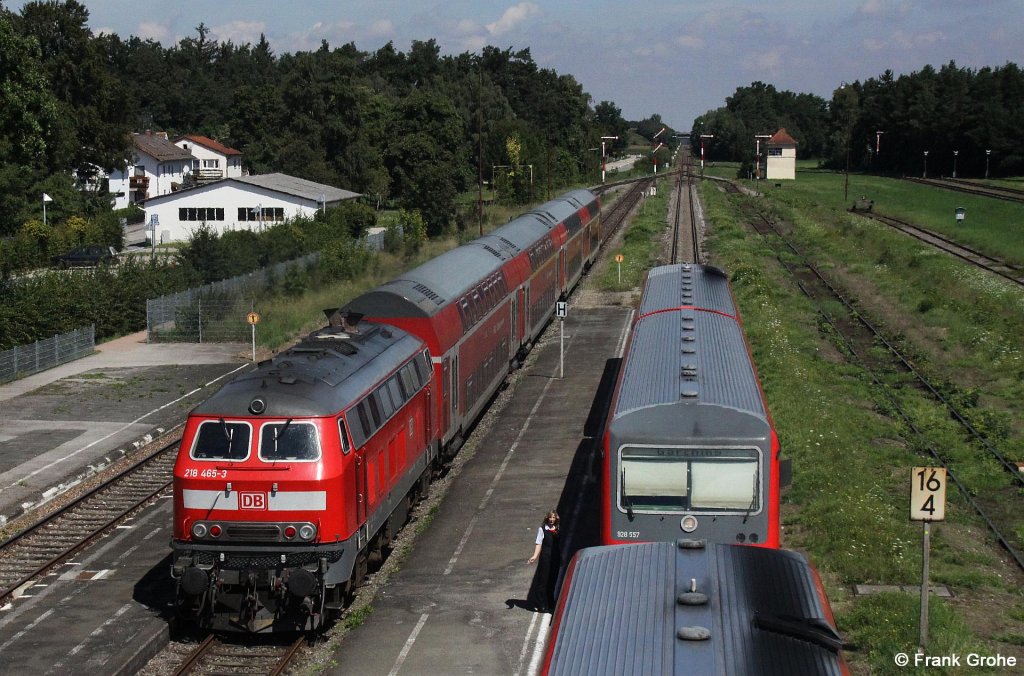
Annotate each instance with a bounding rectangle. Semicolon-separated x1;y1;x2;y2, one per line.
692;62;1024;178
0;0;673;242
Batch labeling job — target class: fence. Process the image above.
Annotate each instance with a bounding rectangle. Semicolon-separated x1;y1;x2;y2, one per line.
146;253;319;343
0;325;95;385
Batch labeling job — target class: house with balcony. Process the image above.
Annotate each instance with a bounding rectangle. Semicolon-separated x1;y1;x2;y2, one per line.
108;131;195;210
141;173;361;244
765;128;798;180
175;134;244;185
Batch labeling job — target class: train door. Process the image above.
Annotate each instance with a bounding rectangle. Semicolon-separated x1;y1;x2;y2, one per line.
558;249;566;294
510;293;517;358
355;448;367;527
451;355;459;423
441;358;450;438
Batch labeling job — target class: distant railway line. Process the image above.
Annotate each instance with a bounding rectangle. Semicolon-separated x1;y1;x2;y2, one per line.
850;209;1024;289
904;176;1024;204
670;149;701;265
736;199;1024;573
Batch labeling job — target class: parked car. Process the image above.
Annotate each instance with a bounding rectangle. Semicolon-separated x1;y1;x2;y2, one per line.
51;245;118;268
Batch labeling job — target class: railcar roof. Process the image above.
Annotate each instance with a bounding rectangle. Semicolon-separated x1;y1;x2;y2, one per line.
638;264;736;317
341;190;598;319
614;308;765;419
547;542;846;676
192;322;422;418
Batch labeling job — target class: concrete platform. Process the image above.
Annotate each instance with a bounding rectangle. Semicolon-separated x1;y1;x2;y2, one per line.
329;304;633;675
0;331;249;525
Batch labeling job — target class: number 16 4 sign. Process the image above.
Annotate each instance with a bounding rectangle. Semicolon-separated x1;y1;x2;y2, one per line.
910;467;947;521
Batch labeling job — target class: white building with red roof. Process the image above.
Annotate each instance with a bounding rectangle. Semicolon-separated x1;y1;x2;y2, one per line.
174;134;244;183
765;128;798;180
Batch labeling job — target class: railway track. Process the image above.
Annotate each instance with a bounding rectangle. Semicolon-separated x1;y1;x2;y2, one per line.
172;634;306;676
0;437;180;606
596;177;652;248
670;151;700;265
904;176;1024;204
850;209;1024;288
736;203;1024;572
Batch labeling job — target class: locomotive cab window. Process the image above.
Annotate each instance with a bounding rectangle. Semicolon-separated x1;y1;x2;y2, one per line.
191;420;252;461
338;417;351;454
618;447;760;513
258;420;320;462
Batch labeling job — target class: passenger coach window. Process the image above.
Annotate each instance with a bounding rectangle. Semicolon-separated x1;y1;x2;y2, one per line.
191;420;251;461
619;447;759;513
259;421;320;461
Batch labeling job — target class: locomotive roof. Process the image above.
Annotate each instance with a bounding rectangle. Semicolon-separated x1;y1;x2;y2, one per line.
191;321;423;418
613;307;766;423
546;542;846;676
638;263;736;317
341;190;598;319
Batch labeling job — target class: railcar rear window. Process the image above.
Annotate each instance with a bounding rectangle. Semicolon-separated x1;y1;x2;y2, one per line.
258;421;320;461
191;420;251;461
619;447;759;513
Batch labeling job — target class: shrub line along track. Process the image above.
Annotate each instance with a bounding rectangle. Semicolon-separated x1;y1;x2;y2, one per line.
849;210;1024;289
725;183;1024;572
903;176;1024;204
172;634;307;676
0;437;180;606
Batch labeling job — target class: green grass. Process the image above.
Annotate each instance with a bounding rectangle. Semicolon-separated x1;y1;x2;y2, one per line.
597;182;670;290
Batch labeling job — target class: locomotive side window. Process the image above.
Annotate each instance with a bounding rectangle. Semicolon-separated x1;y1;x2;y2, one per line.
399;365;416;394
619;447;760;513
356;402;372;440
367;394;383;427
191;420;252;461
387;377;405;407
258;421;320;462
338;418;351;454
377;384;395;418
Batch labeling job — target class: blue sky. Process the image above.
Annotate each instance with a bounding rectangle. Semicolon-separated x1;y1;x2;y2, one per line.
14;1;1024;128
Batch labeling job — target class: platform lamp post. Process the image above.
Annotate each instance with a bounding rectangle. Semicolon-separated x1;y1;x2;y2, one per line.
754;134;771;181
953;150;959;179
600;136;618;183
876;130;884;155
923;150;929;179
985;149;991;179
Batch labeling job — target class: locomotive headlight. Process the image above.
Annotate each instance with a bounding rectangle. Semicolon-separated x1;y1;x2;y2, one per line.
680;515;698;533
284;526;297;540
209;524;222;538
191;523;208;538
298;524;316;541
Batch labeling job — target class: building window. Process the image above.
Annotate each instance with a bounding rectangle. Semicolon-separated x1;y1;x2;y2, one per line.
239;206;285;222
202;159;220;169
768;148;783;157
179;207;225;221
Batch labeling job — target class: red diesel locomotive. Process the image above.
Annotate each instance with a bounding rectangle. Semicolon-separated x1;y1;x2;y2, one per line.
171;189;601;632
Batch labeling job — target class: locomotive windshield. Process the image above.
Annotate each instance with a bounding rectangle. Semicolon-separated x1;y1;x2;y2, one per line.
258;421;320;461
191;420;252;460
618;446;760;513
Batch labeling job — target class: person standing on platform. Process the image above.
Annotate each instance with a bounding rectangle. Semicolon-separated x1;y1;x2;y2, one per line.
526;510;561;613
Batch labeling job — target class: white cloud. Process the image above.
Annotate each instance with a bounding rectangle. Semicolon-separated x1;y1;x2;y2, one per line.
486;2;541;36
676;35;704;49
211;20;267;45
135;21;171;43
367;19;394;39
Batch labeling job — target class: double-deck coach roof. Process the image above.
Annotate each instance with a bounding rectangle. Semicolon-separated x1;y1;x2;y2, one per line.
193;322;423;418
342;190;598;320
545;542;847;675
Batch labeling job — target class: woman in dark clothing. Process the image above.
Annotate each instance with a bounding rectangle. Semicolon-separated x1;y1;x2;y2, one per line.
526;511;561;613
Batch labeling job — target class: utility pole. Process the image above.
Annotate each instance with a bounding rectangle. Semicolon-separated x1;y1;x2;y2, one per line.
477;61;484;236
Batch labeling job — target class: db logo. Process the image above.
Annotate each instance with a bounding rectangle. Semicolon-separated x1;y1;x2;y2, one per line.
240;492;267;510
